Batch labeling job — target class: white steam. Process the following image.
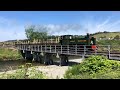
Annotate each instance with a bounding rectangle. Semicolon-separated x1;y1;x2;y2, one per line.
25;24;87;35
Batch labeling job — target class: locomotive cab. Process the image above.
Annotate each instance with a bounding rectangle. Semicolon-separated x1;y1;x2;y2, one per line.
60;35;73;45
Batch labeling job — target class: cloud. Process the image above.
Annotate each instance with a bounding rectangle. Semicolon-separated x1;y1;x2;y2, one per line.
97;16;111;29
26;14;120;36
0;16;27;42
26;24;86;35
80;15;120;33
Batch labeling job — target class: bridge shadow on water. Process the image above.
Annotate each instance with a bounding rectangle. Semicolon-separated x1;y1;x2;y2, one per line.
53;61;80;66
68;61;80;66
0;60;47;72
0;60;25;72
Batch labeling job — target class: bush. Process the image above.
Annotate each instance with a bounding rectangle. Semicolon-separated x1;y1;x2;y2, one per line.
0;48;22;61
64;55;120;79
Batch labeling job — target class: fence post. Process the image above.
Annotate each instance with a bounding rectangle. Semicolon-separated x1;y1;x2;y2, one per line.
67;45;69;54
38;45;39;52
61;45;62;54
23;45;25;50
34;45;36;51
50;45;51;53
84;45;86;56
45;45;46;52
95;45;97;55
108;45;110;59
55;45;56;53
75;45;77;55
83;45;86;59
41;45;42;52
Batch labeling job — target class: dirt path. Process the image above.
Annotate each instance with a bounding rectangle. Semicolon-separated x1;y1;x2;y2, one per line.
35;65;69;79
36;59;83;79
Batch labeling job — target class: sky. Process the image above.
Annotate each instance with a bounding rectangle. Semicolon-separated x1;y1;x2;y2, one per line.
0;11;120;41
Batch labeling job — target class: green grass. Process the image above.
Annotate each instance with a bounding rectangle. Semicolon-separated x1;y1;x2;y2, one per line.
0;48;22;61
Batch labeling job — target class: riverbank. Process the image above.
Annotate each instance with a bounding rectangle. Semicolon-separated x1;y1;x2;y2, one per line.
0;58;83;79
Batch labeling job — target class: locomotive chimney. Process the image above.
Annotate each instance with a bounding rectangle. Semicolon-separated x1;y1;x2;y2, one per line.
87;33;90;38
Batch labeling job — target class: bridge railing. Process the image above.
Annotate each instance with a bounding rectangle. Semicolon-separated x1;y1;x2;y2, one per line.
16;44;109;55
15;44;120;60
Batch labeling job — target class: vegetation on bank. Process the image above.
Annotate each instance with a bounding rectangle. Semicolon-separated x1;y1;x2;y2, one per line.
64;55;120;79
0;63;47;79
0;48;22;61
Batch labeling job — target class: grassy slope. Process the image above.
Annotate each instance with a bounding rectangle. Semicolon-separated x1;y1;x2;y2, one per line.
92;32;120;39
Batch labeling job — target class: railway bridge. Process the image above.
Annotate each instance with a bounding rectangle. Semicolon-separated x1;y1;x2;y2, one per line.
15;44;120;66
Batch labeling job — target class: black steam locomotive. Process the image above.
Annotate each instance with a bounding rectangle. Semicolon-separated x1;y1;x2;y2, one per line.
59;33;97;51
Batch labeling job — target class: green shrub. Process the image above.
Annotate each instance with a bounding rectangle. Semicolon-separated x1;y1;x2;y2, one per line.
64;55;120;79
0;48;22;61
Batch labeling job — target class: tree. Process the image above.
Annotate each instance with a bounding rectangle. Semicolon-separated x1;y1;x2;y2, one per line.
25;25;35;40
25;25;48;41
104;31;109;33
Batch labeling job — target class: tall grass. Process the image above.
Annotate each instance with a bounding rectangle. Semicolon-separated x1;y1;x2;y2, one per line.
0;48;22;61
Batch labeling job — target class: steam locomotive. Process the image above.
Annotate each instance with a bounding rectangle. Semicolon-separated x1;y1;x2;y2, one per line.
59;33;97;51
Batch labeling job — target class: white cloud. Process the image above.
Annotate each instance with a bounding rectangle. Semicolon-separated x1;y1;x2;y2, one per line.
97;16;111;29
27;24;86;35
80;16;120;34
0;16;27;42
1;14;120;42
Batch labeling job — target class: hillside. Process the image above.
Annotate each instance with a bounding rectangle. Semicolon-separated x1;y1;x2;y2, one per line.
89;31;120;46
91;31;120;40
